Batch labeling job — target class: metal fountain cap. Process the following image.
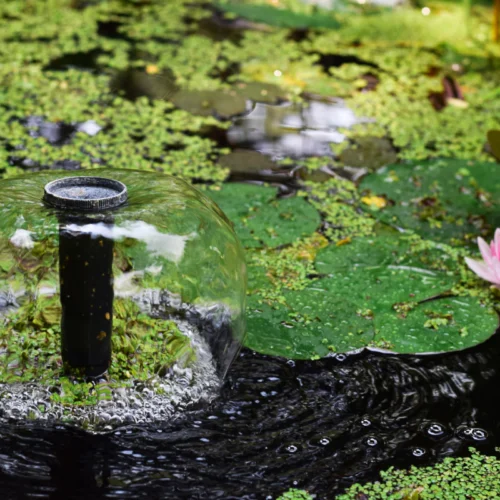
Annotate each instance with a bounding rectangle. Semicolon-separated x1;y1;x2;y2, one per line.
44;176;128;212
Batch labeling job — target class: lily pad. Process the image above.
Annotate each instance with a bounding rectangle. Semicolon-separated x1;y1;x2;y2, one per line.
171;89;248;119
245;233;498;358
340;136;398;170
234;81;286;104
360;158;500;244
218;149;278;174
208;183;321;248
217;2;342;29
487;129;500;161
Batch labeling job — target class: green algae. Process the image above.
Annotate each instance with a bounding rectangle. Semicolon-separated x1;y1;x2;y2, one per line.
0;295;194;406
0;67;229;182
302;175;376;242
277;489;314;500
338;448;500;500
278;448;500;500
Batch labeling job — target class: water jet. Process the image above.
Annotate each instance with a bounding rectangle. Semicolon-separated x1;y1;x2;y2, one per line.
0;170;246;429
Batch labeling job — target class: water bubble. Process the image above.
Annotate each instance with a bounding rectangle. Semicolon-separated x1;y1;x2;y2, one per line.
472;428;488;441
286;445;298;453
360;419;371;427
365;437;378;447
426;423;445;437
412;447;426;457
335;354;346;362
458;426;488;441
319;438;330;446
286;360;296;367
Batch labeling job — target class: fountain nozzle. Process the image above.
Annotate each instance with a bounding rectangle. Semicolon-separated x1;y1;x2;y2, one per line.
44;177;127;378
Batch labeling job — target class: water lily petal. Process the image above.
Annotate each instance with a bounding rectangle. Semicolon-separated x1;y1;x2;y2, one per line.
478;237;493;265
465;257;498;284
491;256;500;284
494;228;500;258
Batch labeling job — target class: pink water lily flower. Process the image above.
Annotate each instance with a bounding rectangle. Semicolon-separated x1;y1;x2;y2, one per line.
465;229;500;287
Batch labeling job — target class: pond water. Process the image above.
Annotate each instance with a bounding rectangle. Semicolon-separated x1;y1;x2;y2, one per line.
0;331;499;498
1;1;500;498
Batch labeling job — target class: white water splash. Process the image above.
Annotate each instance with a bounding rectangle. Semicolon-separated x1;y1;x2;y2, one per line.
64;221;196;264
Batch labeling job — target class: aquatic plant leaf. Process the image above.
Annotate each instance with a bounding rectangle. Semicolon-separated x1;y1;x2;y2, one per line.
219;150;278;174
245;233;498;358
338;449;500;500
209;183;321;248
360;158;500;244
340;136;398;170
233;82;286;104
217;2;342;29
487;129;500;161
171;89;247;119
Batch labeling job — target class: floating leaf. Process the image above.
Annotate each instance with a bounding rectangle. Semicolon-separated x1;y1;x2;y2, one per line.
216;1;342;29
233;81;286;104
209;183;321;248
218;149;278;174
340;136;398;170
245;233;497;358
487;129;500;161
171;89;248;119
360;159;500;244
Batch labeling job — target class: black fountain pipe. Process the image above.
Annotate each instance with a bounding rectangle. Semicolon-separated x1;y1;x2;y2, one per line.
43;177;127;378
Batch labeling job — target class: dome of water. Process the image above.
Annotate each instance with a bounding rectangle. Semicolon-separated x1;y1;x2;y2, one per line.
0;169;246;430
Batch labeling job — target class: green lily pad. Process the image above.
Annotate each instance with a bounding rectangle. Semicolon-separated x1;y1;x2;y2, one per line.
217;2;342;29
208;183;321;248
359;158;500;244
233;81;286;104
487;129;500;161
245;233;498;358
171;89;248;119
218;149;278;174
340;136;398;170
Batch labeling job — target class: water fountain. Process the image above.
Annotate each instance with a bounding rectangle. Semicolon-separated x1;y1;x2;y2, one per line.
0;170;246;430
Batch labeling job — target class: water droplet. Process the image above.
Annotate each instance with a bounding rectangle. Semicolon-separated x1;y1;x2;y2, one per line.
412;447;425;457
472;428;488;441
286;445;298;453
319;438;330;446
365;437;378;447
286;360;296;367
335;354;346;362
426;423;445;437
360;419;371;427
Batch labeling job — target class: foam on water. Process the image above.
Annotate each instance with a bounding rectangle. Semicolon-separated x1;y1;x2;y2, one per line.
0;320;221;432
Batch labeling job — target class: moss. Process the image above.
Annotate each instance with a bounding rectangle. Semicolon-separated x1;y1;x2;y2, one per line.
338;448;500;499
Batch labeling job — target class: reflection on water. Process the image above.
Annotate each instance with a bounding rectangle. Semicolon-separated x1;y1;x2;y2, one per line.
228;99;368;160
0;331;498;498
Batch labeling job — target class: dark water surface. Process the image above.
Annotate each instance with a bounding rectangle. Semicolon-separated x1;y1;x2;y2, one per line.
0;330;499;499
